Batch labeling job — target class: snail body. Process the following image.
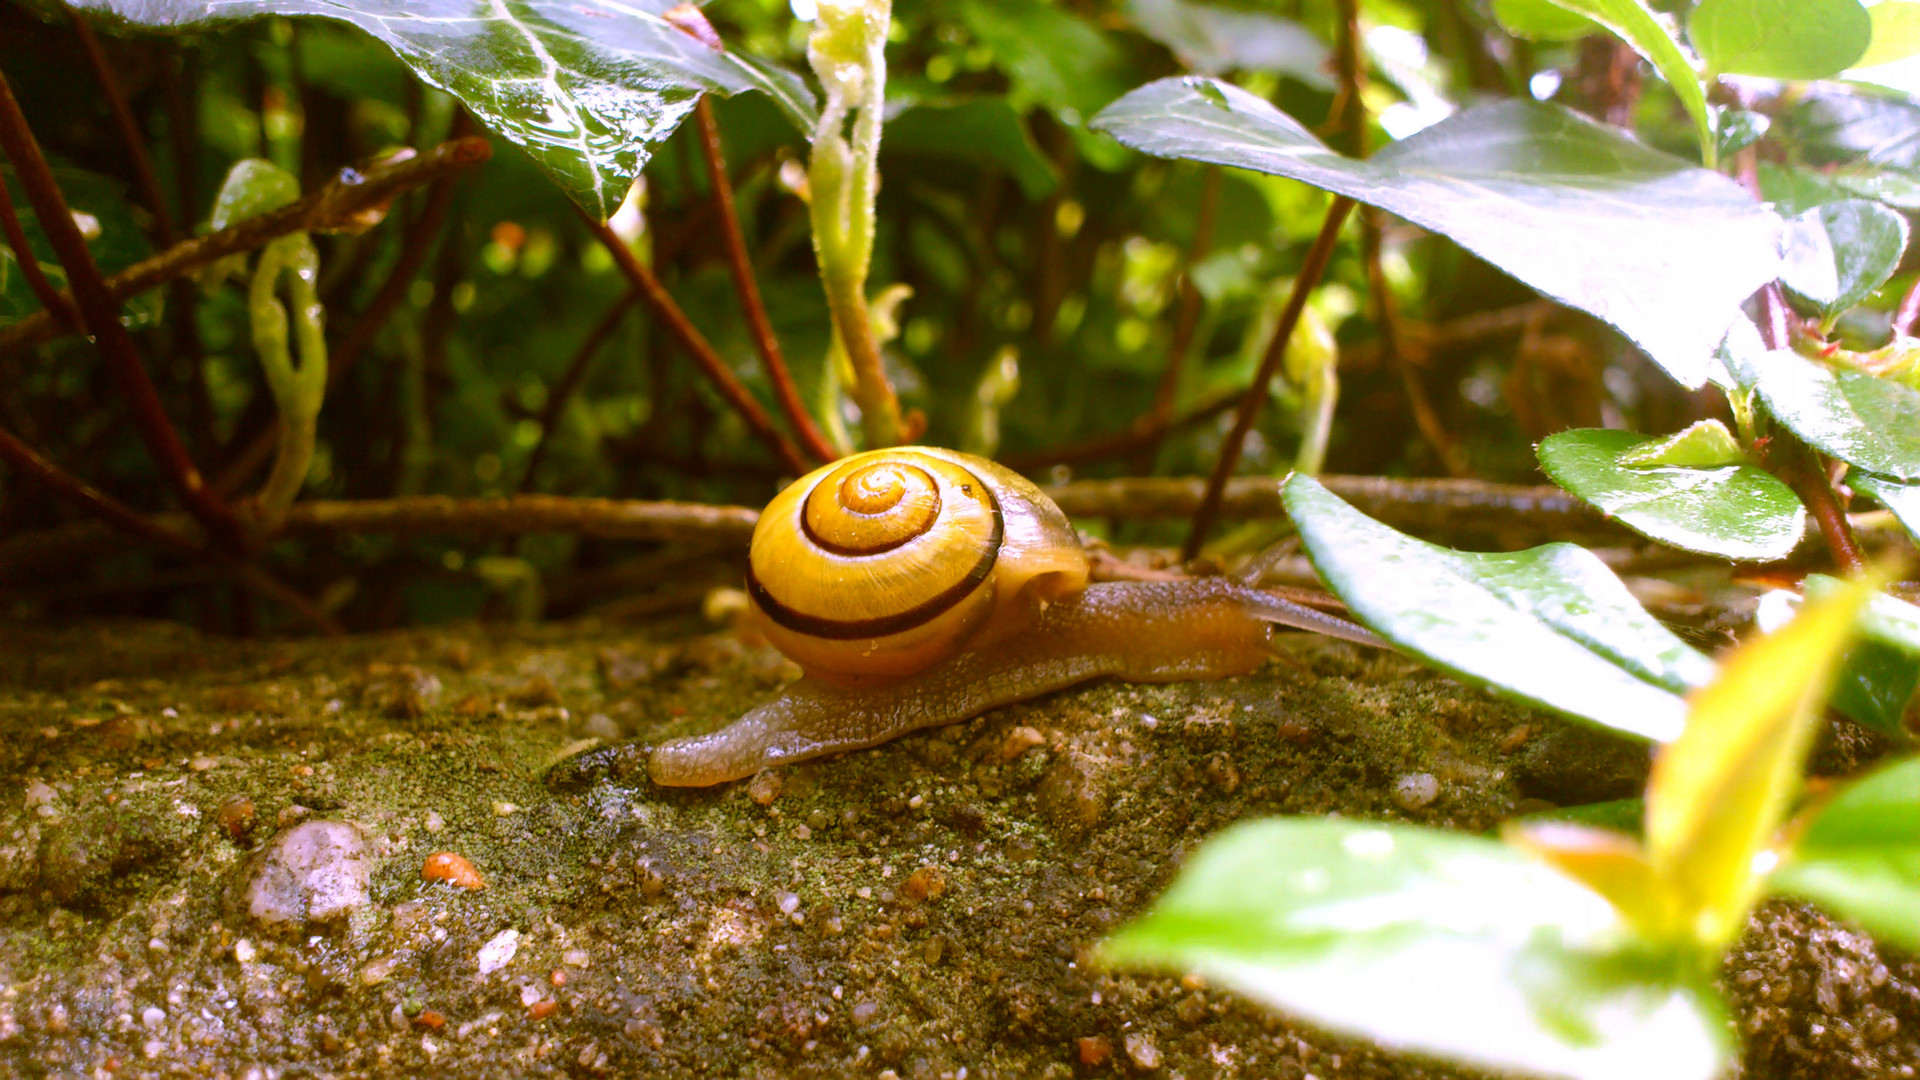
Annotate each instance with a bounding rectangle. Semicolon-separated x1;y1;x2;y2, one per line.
650;448;1382;787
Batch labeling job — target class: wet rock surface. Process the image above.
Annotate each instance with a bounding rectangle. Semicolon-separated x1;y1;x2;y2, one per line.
0;616;1910;1077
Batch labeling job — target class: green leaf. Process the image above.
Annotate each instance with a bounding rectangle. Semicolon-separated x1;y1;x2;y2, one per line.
1689;0;1872;80
1125;0;1332;88
884;98;1059;200
1854;473;1920;542
1282;474;1709;742
1782;91;1920;173
1092;80;1778;387
1748;350;1920;479
0;164;159;330
1772;756;1920;950
1778;199;1911;314
1806;572;1920;654
957;0;1130;126
1101;819;1730;1080
1855;0;1920;67
70;0;818;220
1783;577;1920;735
1646;574;1878;947
1615;419;1751;468
1493;0;1603;41
1538;429;1806;560
1527;0;1716;165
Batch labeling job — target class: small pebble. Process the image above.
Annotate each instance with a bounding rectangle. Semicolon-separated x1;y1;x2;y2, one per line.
245;820;372;926
140;1007;165;1031
421;852;486;890
747;771;783;806
215;795;256;842
1391;772;1440;811
189;756;217;772
476;928;520;975
423;810;446;833
903;867;946;904
1125;1033;1161;1070
1076;1036;1111;1066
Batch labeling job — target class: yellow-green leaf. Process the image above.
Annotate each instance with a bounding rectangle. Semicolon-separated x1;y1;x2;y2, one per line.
1644;573;1883;948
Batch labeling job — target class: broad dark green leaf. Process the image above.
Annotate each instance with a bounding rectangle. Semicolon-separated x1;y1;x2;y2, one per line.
1101;819;1729;1080
70;0;817;219
1689;0;1871;80
885;98;1058;200
1854;473;1920;541
1778;200;1910;314
1782;91;1920;173
1493;0;1602;40
1125;0;1332;88
1282;474;1708;742
1748;350;1920;479
1772;756;1920;950
1092;79;1779;387
1538;429;1805;561
1856;0;1920;67
957;0;1129;126
1521;0;1714;164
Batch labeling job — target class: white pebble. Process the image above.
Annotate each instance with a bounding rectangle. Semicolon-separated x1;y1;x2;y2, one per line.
476;929;521;974
1392;772;1440;811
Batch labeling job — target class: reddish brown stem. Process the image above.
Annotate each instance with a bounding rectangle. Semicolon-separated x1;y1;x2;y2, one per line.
0;68;244;550
1145;165;1221;432
576;205;808;476
520;291;640;493
695;98;835;464
0;135;493;356
70;7;179;245
0;424;343;634
1788;448;1866;573
1893;274;1920;339
1365;207;1469;477
0;176;78;329
1183;195;1357;560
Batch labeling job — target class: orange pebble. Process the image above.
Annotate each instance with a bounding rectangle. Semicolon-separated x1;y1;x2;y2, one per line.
421;851;486;889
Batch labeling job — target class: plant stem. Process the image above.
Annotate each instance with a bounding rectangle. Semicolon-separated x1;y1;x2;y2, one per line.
1893;274;1920;339
0;135;492;356
1184;195;1356;560
0;175;79;329
518;290;639;493
807;0;904;447
0;67;245;550
696;98;836;463
578;206;808;475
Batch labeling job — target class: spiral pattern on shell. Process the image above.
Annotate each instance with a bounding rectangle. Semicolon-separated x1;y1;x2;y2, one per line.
746;447;1088;680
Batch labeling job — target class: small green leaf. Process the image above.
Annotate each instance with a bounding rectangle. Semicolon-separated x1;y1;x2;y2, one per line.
1778;200;1911;314
1772;756;1920;950
1646;574;1879;948
1853;473;1920;542
1690;0;1871;80
1855;1;1920;68
1749;350;1920;480
1282;474;1709;742
1092;80;1780;387
1538;428;1806;561
1492;0;1602;41
1101;818;1730;1080
1615;420;1751;468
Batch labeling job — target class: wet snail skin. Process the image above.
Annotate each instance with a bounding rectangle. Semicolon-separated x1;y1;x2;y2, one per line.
648;447;1384;787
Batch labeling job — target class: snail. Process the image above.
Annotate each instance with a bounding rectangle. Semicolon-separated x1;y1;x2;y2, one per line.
649;447;1385;787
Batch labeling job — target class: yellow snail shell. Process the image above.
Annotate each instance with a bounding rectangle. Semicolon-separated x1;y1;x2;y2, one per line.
746;447;1090;680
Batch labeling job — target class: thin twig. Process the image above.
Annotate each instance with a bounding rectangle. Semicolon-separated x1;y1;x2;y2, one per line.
69;6;179;245
0;135;494;356
0;176;78;329
1366;208;1468;476
284;494;761;542
0;68;244;549
0;424;344;634
519;291;639;493
576;205;809;475
695;98;835;464
1183;195;1357;560
1142;164;1220;445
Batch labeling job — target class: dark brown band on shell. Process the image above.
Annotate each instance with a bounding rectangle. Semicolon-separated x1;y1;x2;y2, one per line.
749;483;1003;641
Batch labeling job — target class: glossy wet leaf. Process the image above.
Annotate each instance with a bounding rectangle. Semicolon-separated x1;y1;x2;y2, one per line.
1093;79;1778;387
70;0;817;219
1492;0;1602;40
1101;818;1729;1080
1125;0;1332;88
1858;2;1920;67
1537;429;1806;561
1689;0;1871;80
1782;91;1920;173
1615;420;1751;468
1282;474;1708;743
1646;575;1877;947
1778;199;1910;314
1520;0;1714;163
885;98;1058;200
1771;756;1920;950
1853;474;1920;542
1748;350;1920;479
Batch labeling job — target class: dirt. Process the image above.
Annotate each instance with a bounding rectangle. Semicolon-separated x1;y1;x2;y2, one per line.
0;615;1913;1078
